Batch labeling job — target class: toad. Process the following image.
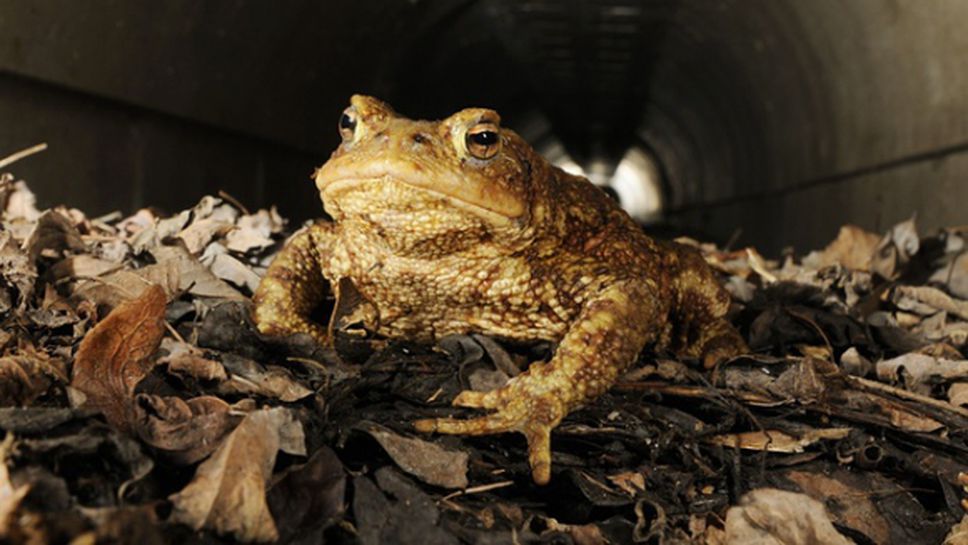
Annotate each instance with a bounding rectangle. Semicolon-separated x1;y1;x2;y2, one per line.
253;95;747;484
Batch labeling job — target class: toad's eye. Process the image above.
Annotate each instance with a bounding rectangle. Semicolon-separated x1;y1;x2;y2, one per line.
339;109;357;142
465;124;500;160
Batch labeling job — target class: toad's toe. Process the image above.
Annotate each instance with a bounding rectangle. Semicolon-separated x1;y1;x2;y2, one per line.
414;386;564;485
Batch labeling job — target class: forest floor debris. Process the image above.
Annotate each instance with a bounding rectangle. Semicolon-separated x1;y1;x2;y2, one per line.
2;157;968;544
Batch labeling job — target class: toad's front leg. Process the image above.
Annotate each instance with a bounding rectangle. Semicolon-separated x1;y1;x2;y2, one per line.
253;221;336;345
415;280;663;485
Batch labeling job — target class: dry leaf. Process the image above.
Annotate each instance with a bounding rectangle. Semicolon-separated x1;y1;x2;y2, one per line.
0;230;36;312
0;348;68;407
607;471;646;496
24;209;86;260
802;225;881;271
724;488;854;545
704;428;851;453
224;226;274;255
784;470;892;543
217;355;313;402
149;245;243;300
0;436;30;541
208;253;262;293
944;515;968;545
134;394;240;465
70;284;167;431
892;285;968;321
169;407;304;542
158;340;228;383
71;261;179;309
876;353;968;394
949;383;968;407
871;216;919;280
177;218;233;255
364;425;469;489
267;446;346;544
3;179;41;222
50;255;121;280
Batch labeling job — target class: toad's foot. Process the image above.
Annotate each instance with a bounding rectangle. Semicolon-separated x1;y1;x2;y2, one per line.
414;377;567;485
417;280;662;485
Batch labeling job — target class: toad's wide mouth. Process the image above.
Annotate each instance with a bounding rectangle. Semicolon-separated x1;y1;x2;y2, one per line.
314;162;526;225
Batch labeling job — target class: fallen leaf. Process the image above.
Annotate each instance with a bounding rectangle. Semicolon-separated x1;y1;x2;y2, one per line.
224;226;274;255
876;353;968;394
74;505;164;545
134;394;240;465
353;468;457;545
949;383;968;407
724;488;854;545
218;354;313;402
208;253;262;293
0;407;76;434
0;347;69;407
871;216;919;280
0;230;36;312
149;244;244;300
892;285;968;321
944;515;968;545
363;424;469;489
542;518;608;545
704;428;851;453
169;407;304;542
71;261;179;310
267;446;346;544
0;436;30;541
24;209;86;260
933;251;968;300
177;218;233;255
70;284;167;431
607;471;646;496
3;178;41;221
802;225;881;271
50;255;121;280
158;340;228;383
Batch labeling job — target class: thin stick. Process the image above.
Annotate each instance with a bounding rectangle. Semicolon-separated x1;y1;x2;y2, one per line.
164;321;186;344
218;190;251;215
0;143;48;170
847;375;968;420
441;480;514;501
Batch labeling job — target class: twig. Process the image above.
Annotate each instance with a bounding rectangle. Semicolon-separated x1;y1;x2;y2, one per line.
0;143;48;169
164;321;186;344
218;190;251;215
847;375;968;420
440;480;514;501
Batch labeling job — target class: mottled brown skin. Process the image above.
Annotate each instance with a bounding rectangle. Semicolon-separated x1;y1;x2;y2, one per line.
253;95;747;484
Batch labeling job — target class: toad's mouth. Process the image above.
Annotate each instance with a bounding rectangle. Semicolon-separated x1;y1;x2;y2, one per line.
315;164;525;226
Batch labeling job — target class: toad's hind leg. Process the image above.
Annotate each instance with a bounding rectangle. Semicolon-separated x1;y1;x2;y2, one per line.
689;317;748;368
415;279;660;485
673;249;748;367
252;221;335;345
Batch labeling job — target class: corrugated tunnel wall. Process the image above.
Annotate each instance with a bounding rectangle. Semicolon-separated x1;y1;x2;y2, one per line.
1;0;966;255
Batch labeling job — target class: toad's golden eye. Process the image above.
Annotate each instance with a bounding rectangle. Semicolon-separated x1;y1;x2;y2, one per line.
465;123;500;160
339;109;357;142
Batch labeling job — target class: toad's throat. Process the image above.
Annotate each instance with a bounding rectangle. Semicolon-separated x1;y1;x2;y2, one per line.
317;171;524;226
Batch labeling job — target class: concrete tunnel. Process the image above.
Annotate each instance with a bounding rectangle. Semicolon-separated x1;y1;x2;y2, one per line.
1;0;966;255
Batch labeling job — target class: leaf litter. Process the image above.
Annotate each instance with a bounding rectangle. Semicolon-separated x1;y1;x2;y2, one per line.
2;159;968;543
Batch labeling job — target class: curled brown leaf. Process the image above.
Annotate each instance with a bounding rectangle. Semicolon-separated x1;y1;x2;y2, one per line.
70;284;167;431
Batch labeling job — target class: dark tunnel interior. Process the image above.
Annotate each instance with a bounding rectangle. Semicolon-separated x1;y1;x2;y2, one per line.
2;0;967;255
